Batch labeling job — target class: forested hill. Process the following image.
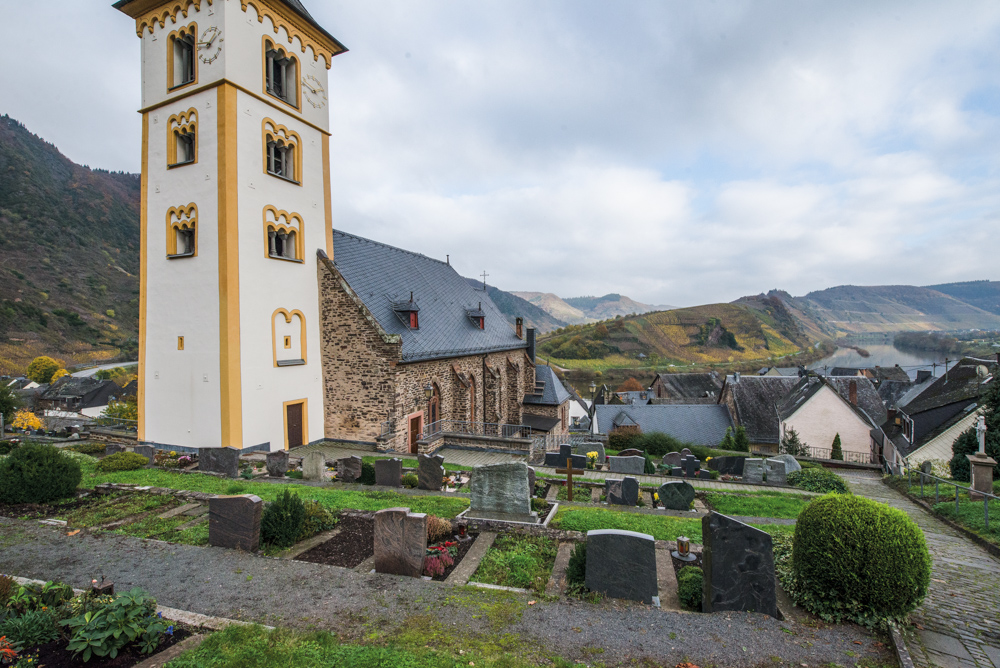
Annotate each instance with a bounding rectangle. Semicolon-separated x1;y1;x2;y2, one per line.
926;280;1000;317
464;278;566;333
0;115;140;374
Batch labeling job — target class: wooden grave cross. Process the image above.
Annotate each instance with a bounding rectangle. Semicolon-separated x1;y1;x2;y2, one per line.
556;455;584;502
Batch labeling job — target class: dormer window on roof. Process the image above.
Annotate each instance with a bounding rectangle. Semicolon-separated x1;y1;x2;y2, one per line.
467;303;486;330
392;292;420;330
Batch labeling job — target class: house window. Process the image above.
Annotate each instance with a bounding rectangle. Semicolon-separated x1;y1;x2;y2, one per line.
410;311;419;329
167;109;197;168
266;140;294;180
166;204;197;258
168;24;197;90
467;304;486;329
264;40;298;107
429;383;440;425
263;206;304;262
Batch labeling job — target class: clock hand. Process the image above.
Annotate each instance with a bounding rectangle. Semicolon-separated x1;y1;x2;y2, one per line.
208;31;219;47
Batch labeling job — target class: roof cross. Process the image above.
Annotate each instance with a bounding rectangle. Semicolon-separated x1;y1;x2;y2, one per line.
480;270;489;291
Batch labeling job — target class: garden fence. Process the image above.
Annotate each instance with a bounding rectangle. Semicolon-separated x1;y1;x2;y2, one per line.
906;468;998;531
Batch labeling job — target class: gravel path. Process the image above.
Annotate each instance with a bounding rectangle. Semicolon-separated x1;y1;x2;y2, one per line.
0;518;887;667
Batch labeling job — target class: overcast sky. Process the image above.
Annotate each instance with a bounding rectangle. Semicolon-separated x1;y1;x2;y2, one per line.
4;1;1000;307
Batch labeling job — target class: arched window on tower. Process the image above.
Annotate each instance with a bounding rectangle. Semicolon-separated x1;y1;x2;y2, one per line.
263;206;304;262
166;204;197;258
264;38;299;108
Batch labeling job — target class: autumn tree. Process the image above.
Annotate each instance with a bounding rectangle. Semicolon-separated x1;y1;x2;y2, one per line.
26;356;60;384
618;377;644;392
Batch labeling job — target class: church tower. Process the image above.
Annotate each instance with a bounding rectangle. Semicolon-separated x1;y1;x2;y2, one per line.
113;0;347;450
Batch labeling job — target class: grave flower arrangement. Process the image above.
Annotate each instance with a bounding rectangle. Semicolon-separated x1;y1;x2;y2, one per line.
422;541;459;577
154;451;181;468
586;451;599;470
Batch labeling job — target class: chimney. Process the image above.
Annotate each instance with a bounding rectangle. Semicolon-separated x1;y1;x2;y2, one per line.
526;328;536;362
849;380;858;406
515;317;523;339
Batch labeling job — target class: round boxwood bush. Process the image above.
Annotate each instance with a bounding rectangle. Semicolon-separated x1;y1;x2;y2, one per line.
792;494;930;626
0;443;82;504
95;451;149;473
787;468;849;494
261;489;306;548
677;566;703;611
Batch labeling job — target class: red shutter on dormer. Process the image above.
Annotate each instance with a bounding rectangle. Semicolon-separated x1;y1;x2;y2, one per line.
478;317;485;330
410;312;419;329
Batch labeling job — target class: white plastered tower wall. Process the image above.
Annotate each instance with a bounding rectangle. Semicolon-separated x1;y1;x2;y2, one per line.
120;0;345;450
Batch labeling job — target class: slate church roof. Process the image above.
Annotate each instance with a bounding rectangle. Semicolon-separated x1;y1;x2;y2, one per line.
523;365;571;406
330;230;527;363
593;404;734;446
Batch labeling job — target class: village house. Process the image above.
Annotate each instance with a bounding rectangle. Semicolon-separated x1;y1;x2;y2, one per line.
593;403;734;446
829;365;911;387
648;372;723;403
521;365;573;436
757;366;803;377
37;377;123;417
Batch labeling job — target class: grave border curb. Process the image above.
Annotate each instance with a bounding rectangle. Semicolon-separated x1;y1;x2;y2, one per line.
888;622;916;668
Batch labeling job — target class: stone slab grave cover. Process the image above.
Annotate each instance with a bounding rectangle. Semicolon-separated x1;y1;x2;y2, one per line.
335;455;363;483
199;447;240;478
605;477;639;506
265;450;289;477
662;451;683;468
617;448;644;458
574;441;605;462
765;459;787;486
608;455;645;475
133;445;155;466
657;480;695;511
373;507;427;577
769;454;801;474
418;454;445;491
585;529;658;604
707;456;745;476
375;458;403;487
208;494;263;552
302;451;327;482
702;512;778;618
743;458;764;484
467;461;537;523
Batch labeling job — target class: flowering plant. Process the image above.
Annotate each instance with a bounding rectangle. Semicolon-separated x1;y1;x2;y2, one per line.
423;541;458;577
0;636;17;664
178;456;192;465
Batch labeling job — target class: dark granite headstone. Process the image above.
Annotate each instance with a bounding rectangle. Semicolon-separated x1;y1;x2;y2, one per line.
208;495;263;552
585;529;658;604
544;444;575;469
374;458;403;487
656;480;696;510
265;450;289;477
617;448;643;458
468;462;537;523
418;454;445;491
543;452;560;467
707;456;745;476
105;443;124;457
335;455;363;482
605;477;639;506
609;455;646;475
373;507;427;577
662;451;683;468
702;512;778;618
134;445;155;466
683;456;701;478
527;466;536;495
574;441;605;461
698;469;712;479
671;467;684;477
200;447;240;478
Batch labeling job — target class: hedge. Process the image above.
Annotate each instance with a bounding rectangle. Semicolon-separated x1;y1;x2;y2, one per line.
0;443;82;504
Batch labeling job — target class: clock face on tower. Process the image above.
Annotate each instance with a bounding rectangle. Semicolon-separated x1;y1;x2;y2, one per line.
302;74;327;109
198;26;223;64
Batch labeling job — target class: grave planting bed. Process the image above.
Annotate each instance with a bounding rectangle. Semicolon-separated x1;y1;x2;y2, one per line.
468;532;558;593
0;495;96;520
23;624;195;668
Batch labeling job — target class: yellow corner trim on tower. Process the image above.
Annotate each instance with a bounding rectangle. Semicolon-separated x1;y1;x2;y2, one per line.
138;112;149;442
271;308;307;367
217;83;243;448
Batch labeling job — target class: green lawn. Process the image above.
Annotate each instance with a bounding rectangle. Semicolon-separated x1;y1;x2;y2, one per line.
550;507;795;543
701;491;813;519
885;475;1000;547
469;534;559;593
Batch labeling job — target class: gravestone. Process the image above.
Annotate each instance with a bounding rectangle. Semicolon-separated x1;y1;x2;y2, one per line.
707;455;745;476
105;443;125;457
417;454;445;491
585;529;658;604
920;459;932;484
134;445;155;466
770;454;801;474
608;455;646;475
265;450;289;477
683;456;701;478
375;458;403;487
574;441;605;462
662;452;683;468
208;495;263;552
335;455;363;483
680;448;692;457
702;512;778;618
671;467;683;477
467;462;537;523
617;448;644;458
605;477;639;506
765;459;787;486
698;470;712;479
527;466;536;496
373;507;427;577
200;447;240;478
302;451;327;482
743;458;764;484
657;480;696;510
544;444;579;468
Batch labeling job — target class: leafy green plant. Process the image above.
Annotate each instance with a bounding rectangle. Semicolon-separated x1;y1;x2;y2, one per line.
401;473;419;488
792;494;931;627
786;468;849;494
359;462;376;485
61;587;168;662
733;426;750;452
94;451;149;473
0;610;59;647
531;497;547;512
261;489;306;548
831;433;843;461
297;500;337;542
676;566;703;611
0;443;82;504
67;442;107;455
642;451;656;475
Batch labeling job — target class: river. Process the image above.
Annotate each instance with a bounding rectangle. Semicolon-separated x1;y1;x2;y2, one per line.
808;344;949;380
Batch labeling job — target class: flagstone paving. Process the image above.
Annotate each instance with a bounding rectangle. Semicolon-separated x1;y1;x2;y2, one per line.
841;472;1000;668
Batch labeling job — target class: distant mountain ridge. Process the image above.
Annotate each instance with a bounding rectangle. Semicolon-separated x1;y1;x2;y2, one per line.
513;291;674;325
463;279;566;333
926;280;1000;317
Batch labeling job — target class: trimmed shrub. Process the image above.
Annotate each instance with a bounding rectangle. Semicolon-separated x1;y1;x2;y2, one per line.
719;427;735;450
261;489;306;548
608;428;641;451
297;500;337;542
95;451;149;473
643;451;656;475
787;468;849;494
402;473;419;488
733;426;750;452
677;566;703;611
831;433;843;461
0;443;82;504
0;441;20;456
792;494;930;626
634;432;688;457
67;442;107;455
359;462;376;485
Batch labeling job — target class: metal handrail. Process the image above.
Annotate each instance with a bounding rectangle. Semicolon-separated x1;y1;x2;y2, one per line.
420;420;532;440
803;446;873;464
906;468;999;531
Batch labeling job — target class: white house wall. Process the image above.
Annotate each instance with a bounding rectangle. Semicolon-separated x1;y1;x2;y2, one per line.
782;385;873;458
